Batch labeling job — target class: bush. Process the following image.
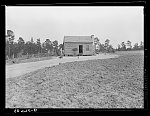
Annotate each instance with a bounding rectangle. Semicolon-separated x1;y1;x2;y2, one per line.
72;48;78;56
72;48;78;51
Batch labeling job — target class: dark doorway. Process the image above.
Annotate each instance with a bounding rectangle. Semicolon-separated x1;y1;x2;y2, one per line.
79;45;83;55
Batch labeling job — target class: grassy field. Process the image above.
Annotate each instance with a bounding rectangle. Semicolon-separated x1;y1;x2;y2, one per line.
6;50;144;108
6;56;55;65
6;50;144;65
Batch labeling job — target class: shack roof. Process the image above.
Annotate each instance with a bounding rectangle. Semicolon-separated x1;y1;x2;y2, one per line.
63;36;93;43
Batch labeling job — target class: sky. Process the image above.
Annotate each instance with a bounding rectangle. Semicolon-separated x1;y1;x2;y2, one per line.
6;6;144;48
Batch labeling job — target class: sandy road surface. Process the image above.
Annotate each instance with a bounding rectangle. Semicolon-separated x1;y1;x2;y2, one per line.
6;54;119;78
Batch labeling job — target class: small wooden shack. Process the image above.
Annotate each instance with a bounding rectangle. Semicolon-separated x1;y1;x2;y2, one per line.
63;35;95;56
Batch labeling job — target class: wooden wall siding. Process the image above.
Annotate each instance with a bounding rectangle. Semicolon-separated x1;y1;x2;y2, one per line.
64;42;79;55
83;44;93;55
64;42;94;55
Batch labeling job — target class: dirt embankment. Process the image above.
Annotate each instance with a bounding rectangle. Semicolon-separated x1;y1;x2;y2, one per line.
6;51;144;108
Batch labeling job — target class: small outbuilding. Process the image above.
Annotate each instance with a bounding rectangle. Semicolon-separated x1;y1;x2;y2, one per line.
63;35;95;56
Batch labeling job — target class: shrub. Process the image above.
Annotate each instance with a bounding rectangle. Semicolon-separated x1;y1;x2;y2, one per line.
72;48;78;56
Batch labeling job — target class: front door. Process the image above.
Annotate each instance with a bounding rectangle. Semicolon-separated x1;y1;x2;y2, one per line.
79;45;83;55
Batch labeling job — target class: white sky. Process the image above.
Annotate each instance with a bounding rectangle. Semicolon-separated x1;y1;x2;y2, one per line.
6;6;144;48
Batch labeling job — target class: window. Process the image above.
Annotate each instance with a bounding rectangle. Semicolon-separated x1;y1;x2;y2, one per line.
86;45;90;51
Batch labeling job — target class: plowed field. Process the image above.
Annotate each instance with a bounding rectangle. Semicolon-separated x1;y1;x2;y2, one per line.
6;51;144;108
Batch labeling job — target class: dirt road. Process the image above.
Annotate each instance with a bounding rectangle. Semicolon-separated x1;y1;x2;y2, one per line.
6;54;119;78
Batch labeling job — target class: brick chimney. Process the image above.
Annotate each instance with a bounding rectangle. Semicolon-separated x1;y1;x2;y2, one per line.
91;35;94;39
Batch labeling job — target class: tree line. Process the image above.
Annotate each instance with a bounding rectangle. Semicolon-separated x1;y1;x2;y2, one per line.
117;40;144;51
94;37;144;53
6;30;144;59
94;37;115;53
5;30;63;59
